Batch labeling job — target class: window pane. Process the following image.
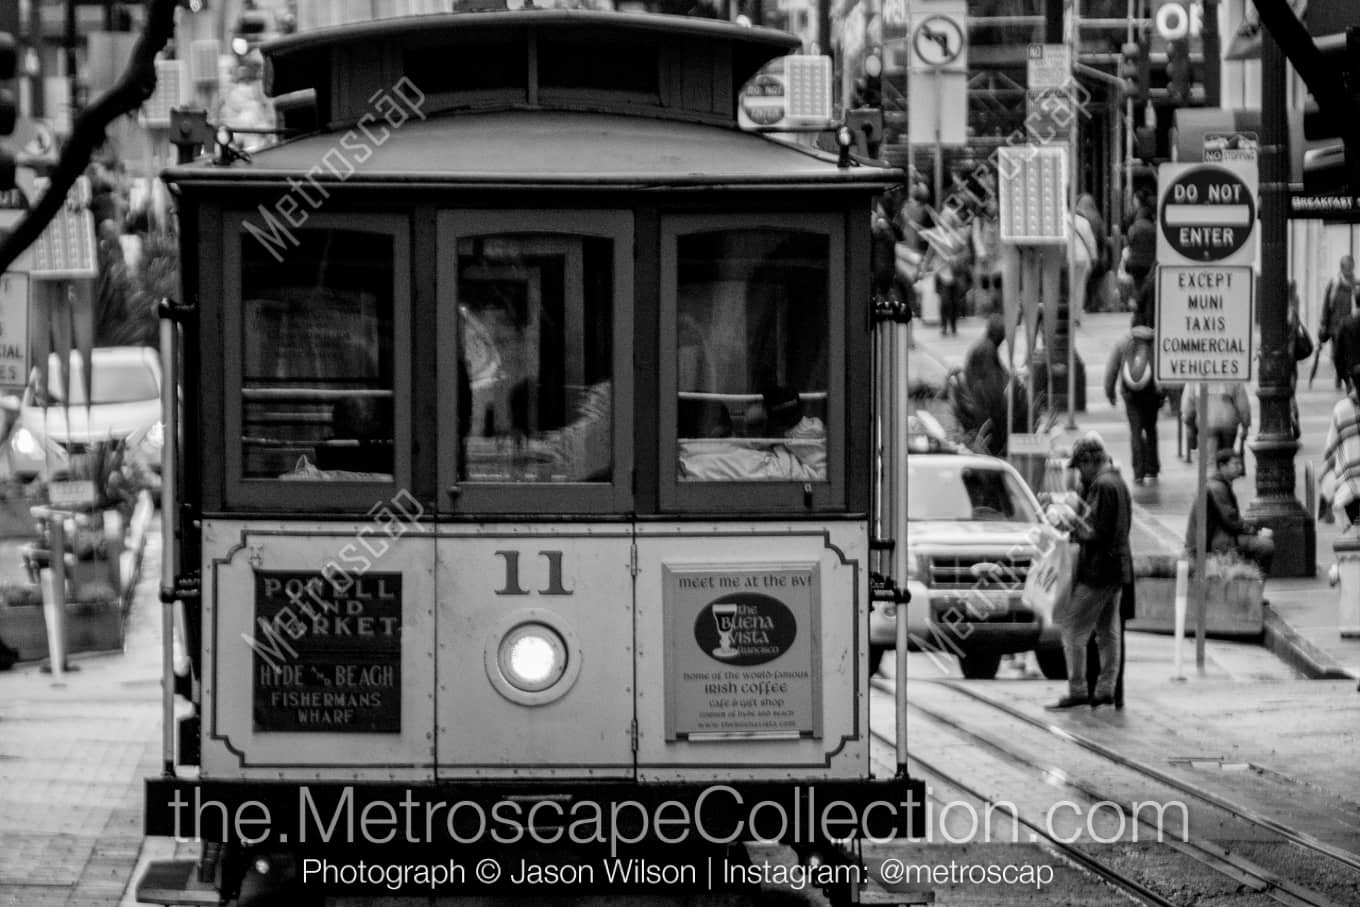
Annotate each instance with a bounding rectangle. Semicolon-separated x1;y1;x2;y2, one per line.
40;354;159;406
458;235;613;483
907;463;1041;523
241;229;395;482
675;229;829;483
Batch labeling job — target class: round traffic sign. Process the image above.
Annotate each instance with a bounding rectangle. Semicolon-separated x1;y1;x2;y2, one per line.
913;15;964;67
1158;165;1256;263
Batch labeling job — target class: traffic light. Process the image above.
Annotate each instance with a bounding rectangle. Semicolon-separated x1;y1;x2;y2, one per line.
1302;27;1360;194
851;48;882;110
1166;38;1192;105
1120;31;1151;103
0;30;16;192
232;1;271;57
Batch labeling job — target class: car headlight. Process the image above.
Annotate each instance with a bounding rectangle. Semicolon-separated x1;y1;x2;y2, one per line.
497;623;568;693
905;552;925;582
11;427;41;458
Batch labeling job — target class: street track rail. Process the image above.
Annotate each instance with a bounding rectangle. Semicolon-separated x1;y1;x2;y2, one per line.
934;680;1360;877
891;744;1180;907
871;678;1353;907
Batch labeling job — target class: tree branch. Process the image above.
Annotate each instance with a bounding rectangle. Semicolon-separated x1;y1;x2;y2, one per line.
0;0;179;276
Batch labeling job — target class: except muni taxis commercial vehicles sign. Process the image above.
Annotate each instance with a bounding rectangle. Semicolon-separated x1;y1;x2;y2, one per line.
1156;161;1258;267
1156;266;1254;383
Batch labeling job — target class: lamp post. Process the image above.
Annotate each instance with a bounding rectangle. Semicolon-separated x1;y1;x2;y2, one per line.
1244;23;1314;577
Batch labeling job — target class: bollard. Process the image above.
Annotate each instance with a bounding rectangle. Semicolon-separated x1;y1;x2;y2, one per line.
1336;525;1360;638
1173;558;1189;681
40;511;69;677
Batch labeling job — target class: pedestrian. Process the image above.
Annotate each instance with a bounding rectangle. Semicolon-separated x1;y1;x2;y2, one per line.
1319;363;1360;528
951;315;1011;456
1104;313;1161;485
1334;294;1360;393
1046;436;1132;710
1182;381;1251;459
1121;170;1157;322
931;208;968;336
1287;281;1313;439
1185;448;1276;575
1318;255;1360;390
1075;193;1108;314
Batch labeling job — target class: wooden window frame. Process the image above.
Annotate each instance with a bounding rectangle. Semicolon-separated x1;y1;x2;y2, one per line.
223;212;413;512
435;210;634;515
658;212;847;514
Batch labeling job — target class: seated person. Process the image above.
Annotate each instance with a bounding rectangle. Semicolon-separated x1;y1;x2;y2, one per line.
1184;448;1274;575
312;396;394;477
761;385;826;478
677;387;825;482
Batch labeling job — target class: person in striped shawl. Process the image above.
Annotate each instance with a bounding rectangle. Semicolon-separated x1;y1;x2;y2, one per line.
1320;363;1360;528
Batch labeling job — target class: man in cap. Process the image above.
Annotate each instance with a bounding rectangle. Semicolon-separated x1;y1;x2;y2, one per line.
1047;436;1133;710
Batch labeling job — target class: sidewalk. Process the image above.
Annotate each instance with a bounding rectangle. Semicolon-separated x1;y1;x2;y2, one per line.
919;310;1360;681
0;529;164;907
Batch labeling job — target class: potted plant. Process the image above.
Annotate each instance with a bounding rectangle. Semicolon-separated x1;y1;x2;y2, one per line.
1203;551;1265;637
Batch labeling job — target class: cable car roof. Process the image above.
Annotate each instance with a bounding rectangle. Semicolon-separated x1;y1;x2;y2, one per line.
163;110;901;189
259;10;803;131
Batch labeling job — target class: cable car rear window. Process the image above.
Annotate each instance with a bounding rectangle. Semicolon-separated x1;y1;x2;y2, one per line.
241;229;396;482
674;229;829;483
456;234;614;484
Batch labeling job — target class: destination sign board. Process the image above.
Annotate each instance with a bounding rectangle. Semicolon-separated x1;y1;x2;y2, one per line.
252;571;402;733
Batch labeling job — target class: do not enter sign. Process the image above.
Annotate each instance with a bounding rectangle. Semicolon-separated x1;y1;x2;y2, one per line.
1156;162;1259;267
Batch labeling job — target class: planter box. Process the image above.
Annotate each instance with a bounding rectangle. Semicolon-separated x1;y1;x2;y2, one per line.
1130;571;1265;638
0;598;125;663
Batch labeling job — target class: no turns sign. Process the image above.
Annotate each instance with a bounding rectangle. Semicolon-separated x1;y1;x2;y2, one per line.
1156;162;1258;267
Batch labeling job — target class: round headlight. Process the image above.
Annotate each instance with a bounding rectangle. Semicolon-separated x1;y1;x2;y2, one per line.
11;427;41;458
497;623;567;693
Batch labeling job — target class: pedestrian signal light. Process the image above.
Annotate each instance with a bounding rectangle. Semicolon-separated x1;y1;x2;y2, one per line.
0;30;16;191
0;31;16;136
233;3;271;57
1301;27;1360;194
1166;38;1193;105
1120;33;1151;103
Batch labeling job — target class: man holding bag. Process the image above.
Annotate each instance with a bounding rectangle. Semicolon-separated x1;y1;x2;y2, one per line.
1046;437;1133;711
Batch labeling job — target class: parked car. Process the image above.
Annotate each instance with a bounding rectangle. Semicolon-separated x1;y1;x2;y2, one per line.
871;418;1066;680
0;347;163;484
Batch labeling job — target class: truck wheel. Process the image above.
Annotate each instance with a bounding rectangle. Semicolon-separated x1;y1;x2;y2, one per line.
959;653;1001;679
1036;646;1069;680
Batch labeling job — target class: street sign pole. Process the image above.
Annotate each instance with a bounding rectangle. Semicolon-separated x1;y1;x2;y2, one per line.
1066;0;1080;431
1195;381;1209;670
1155;160;1260;671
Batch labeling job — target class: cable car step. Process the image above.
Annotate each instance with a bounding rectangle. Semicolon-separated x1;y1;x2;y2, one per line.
134;859;219;906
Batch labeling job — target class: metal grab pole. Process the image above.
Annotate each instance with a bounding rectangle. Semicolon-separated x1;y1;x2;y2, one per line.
892;317;911;770
159;314;179;774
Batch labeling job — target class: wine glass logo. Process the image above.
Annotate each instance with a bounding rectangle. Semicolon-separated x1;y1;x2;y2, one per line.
711;603;739;658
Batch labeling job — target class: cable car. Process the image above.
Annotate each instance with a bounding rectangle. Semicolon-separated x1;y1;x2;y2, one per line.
138;10;924;905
